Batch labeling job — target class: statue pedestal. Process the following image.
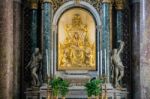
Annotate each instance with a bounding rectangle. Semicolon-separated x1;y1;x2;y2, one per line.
25;85;52;99
101;87;128;99
25;87;40;99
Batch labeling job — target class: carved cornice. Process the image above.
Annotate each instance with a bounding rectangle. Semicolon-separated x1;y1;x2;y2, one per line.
115;0;125;10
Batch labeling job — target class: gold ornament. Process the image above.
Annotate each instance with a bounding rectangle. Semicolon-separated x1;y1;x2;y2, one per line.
58;14;96;70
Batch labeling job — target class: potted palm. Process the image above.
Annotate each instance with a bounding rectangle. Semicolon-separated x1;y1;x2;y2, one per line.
85;78;103;99
50;77;62;99
50;77;69;99
84;81;93;99
59;80;69;99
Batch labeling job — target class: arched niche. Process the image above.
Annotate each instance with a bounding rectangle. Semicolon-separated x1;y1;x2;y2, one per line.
51;1;101;76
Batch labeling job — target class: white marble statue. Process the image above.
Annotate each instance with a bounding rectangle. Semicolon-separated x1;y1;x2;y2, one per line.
26;48;42;87
111;40;125;88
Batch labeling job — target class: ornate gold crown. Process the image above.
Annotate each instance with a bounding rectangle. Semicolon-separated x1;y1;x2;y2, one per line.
72;14;81;21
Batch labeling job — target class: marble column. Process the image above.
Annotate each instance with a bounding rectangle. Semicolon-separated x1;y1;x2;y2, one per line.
140;0;150;98
130;0;140;99
42;0;52;82
102;0;113;82
0;0;14;99
114;0;124;47
13;0;22;98
30;0;38;52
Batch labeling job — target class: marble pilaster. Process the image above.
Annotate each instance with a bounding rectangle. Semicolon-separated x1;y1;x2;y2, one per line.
42;0;52;82
13;0;22;98
101;0;113;82
0;0;14;99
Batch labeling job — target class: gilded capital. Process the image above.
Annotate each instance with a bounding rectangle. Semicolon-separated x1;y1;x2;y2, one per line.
102;0;114;4
29;0;38;9
115;0;125;10
41;0;53;3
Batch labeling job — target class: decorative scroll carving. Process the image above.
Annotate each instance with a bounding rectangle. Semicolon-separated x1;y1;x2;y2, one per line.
49;0;102;13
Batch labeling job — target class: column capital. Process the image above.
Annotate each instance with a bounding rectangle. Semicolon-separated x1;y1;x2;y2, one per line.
41;0;53;4
102;0;114;4
29;0;38;9
115;0;125;10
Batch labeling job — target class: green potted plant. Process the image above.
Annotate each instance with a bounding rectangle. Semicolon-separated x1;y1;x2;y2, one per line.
50;77;69;99
84;78;103;99
59;80;69;99
50;77;62;99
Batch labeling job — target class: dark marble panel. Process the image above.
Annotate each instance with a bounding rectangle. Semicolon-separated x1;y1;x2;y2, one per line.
13;0;22;99
130;2;140;99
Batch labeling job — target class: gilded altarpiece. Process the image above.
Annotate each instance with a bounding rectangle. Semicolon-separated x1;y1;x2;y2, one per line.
58;8;96;70
23;0;131;98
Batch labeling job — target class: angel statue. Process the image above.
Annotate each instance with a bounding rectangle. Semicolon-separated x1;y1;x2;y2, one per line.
111;40;125;88
26;48;42;87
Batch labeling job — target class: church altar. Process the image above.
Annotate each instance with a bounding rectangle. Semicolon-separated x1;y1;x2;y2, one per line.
24;0;130;99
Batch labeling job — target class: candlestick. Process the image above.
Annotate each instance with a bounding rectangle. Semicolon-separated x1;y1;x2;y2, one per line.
46;49;50;77
98;51;100;76
107;51;110;82
100;50;102;76
104;49;107;75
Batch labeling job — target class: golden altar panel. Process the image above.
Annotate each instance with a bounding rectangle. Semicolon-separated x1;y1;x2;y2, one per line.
58;8;96;70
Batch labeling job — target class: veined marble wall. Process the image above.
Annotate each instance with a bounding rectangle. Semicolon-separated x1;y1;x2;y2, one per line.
140;0;150;98
0;0;14;99
131;0;150;98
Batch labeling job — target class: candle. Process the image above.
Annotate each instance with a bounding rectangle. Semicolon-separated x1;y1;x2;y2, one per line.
100;50;102;76
105;49;107;75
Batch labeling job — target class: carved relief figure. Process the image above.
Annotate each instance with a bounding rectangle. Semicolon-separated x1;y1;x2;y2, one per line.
26;48;42;87
58;14;95;70
111;40;125;88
